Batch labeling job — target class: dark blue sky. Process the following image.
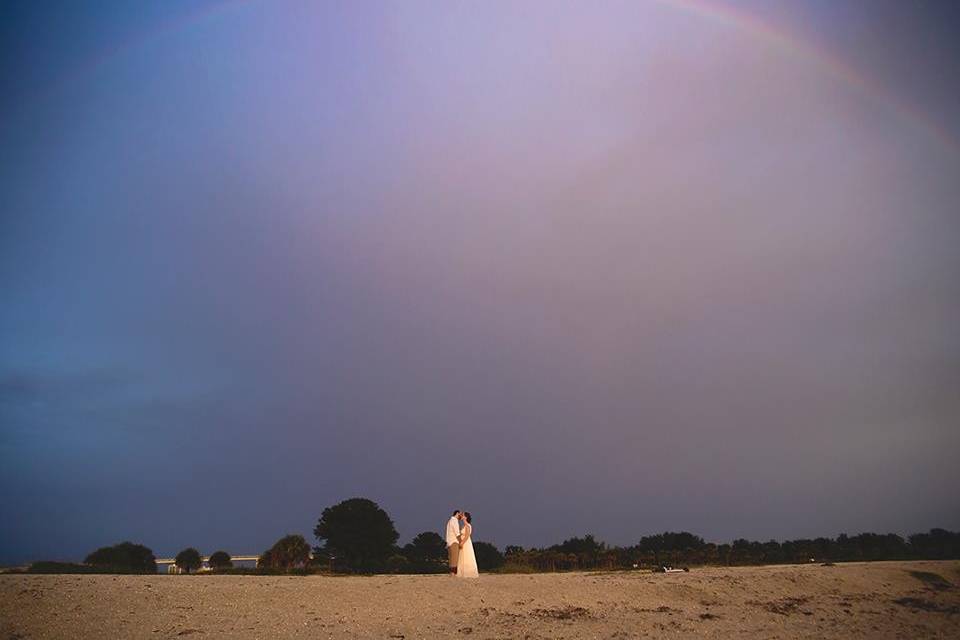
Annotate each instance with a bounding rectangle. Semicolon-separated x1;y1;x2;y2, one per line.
2;1;959;565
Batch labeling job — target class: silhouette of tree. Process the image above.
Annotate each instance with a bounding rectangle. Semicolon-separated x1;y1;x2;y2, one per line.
208;550;232;569
84;541;156;573
257;550;273;568
402;531;446;572
473;541;505;571
314;498;399;572
910;528;960;559
492;527;960;572
175;548;202;574
552;534;605;555
259;534;311;570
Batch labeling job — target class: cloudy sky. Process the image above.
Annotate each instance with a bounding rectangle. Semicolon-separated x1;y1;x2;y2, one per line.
1;0;958;565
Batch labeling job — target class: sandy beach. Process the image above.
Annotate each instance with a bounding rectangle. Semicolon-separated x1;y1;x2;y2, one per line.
1;560;957;638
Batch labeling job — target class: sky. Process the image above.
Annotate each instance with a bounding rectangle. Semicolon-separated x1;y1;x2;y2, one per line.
1;0;959;565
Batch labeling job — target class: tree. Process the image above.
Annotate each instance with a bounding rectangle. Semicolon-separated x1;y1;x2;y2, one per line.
208;550;232;569
402;531;446;572
257;550;274;569
473;541;505;571
259;534;311;570
175;548;202;574
84;541;157;574
552;535;606;555
910;528;960;559
314;498;399;571
637;532;705;553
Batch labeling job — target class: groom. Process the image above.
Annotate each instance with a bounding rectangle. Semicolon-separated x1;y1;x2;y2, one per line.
445;510;463;575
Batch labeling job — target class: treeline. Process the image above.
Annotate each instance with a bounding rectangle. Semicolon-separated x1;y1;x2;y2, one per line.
23;496;960;574
500;528;960;572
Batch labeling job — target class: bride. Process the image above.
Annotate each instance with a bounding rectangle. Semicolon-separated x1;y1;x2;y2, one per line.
456;512;479;578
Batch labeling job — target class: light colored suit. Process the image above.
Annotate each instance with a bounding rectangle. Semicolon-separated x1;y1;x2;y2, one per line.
445;516;461;547
445;516;461;568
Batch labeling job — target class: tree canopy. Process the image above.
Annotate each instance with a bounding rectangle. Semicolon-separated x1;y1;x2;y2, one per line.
175;548;202;573
84;541;156;573
402;531;446;572
208;550;233;569
637;532;706;553
259;534;311;570
551;534;606;555
314;498;399;571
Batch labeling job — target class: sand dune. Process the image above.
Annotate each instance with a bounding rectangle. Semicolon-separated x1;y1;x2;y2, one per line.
2;560;958;638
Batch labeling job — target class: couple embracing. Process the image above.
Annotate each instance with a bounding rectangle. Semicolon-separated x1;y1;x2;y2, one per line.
445;510;478;578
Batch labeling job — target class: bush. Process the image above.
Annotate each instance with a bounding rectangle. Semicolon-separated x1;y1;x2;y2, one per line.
386;554;410;573
84;541;157;574
28;561;99;574
175;548;202;573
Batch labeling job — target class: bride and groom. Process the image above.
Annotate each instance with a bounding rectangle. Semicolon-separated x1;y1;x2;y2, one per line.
445;510;478;578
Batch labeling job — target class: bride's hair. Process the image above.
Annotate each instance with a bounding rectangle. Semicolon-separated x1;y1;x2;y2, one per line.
464;512;472;523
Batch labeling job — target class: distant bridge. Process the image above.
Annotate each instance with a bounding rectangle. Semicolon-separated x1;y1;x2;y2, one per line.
154;555;260;565
155;555;261;572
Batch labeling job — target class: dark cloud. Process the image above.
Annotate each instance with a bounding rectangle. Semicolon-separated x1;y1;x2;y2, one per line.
1;1;958;565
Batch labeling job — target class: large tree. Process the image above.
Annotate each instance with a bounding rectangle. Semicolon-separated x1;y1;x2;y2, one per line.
84;541;156;573
314;498;399;571
175;547;202;574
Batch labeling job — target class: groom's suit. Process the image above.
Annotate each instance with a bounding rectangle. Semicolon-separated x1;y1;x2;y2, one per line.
445;516;461;571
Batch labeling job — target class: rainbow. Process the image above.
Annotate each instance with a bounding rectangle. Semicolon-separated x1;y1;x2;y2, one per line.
655;0;957;153
13;0;957;154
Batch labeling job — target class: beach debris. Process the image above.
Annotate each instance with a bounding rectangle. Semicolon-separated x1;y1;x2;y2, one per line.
657;566;689;573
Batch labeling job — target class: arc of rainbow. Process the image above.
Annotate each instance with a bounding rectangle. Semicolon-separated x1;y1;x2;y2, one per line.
654;0;958;154
6;0;957;155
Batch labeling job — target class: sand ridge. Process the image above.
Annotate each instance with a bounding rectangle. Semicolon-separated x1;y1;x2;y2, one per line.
2;560;958;638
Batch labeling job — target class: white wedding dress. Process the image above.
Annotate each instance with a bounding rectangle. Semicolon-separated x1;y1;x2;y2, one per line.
456;523;479;578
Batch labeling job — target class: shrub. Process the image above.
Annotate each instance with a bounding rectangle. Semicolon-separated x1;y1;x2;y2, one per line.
386;554;410;573
84;541;157;574
28;561;99;574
